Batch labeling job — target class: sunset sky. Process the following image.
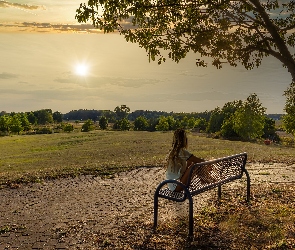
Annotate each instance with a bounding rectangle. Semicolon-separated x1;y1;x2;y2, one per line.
0;0;292;114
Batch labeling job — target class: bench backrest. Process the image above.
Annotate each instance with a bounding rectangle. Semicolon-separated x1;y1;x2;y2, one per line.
187;152;247;196
157;152;248;202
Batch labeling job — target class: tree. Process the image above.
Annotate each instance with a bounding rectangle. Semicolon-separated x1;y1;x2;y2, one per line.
99;116;108;130
0;115;10;133
220;117;239;138
81;119;95;132
53;111;63;123
114;105;130;120
19;113;31;132
0;111;7;116
27;112;37;125
147;117;159;131
76;1;295;81
9;114;23;135
155;116;170;131
263;116;277;140
283;82;295;135
134;116;148;131
120;118;131;130
166;116;177;130
206;107;223;133
219;100;242;138
113;118;131;130
34;109;53;125
194;118;208;132
232;94;266;140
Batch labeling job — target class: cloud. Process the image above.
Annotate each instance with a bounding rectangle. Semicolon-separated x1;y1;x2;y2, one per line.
179;71;208;77
172;91;246;102
97;76;159;88
0;1;45;10
0;21;101;33
54;78;74;84
54;75;158;88
0;72;18;79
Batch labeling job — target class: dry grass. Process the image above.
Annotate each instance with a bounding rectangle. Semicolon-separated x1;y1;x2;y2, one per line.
61;183;293;249
1;130;295;186
1;131;295;249
91;183;295;249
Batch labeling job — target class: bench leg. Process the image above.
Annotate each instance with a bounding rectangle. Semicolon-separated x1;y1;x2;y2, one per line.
244;169;251;202
218;185;221;202
153;193;159;229
188;195;194;238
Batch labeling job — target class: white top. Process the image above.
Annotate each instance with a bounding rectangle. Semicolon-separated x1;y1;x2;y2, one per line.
166;148;192;190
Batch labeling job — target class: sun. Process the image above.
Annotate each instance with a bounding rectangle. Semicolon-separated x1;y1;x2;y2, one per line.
75;63;89;76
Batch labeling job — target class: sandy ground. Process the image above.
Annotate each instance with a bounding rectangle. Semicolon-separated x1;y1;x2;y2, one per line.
0;163;294;249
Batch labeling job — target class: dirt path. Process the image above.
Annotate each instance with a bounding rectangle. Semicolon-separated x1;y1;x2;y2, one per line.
0;163;294;249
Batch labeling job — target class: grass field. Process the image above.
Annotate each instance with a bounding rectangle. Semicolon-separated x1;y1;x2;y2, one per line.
1;130;295;186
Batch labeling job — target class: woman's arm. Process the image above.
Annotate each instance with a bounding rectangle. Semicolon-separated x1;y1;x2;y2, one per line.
188;155;205;165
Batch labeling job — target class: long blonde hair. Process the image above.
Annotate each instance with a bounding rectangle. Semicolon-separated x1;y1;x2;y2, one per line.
167;129;188;171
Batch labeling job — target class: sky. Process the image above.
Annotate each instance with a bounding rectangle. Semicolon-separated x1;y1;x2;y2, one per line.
0;1;293;114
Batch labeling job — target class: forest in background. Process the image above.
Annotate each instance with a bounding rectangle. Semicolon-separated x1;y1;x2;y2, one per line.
0;94;292;145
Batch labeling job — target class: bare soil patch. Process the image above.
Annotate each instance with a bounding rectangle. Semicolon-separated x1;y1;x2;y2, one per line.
0;163;294;249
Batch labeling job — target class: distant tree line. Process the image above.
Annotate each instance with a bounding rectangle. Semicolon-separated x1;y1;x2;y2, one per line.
0;109;63;135
0;93;292;142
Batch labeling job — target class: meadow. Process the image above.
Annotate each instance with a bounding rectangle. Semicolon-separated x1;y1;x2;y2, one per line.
1;130;295;187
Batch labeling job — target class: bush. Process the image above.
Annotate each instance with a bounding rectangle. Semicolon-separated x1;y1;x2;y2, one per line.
63;123;74;132
35;127;53;134
280;137;294;147
81;119;94;132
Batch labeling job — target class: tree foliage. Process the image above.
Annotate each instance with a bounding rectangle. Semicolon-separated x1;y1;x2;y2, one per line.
219;100;242;138
114;118;131;130
205;94;268;140
0;113;31;135
155;116;170;131
53;111;63;123
81;119;95;132
9;114;23;134
134;116;148;131
195;118;208;132
263;116;277;140
155;116;176;131
34;109;53;125
19;113;31;132
76;0;295;80
99;116;109;130
0;115;10;133
232;94;266;140
206;107;223;133
114;105;130;120
283;82;295;135
26;112;37;126
63;123;74;132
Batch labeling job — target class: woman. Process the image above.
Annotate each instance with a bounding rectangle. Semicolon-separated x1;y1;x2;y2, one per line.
165;128;205;192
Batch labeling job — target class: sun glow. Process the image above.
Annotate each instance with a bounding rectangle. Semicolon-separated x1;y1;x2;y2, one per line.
75;63;89;76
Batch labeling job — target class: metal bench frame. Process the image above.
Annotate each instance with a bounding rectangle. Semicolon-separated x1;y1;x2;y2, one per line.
154;152;250;237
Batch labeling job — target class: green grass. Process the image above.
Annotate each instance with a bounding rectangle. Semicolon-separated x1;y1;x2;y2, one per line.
0;130;295;186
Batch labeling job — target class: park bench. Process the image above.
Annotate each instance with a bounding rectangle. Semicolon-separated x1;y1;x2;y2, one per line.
153;152;250;237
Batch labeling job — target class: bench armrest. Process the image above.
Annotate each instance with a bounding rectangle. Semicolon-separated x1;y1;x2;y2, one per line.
156;179;186;190
154;179;191;202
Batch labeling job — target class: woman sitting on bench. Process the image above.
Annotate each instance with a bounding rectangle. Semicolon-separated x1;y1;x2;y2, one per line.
165;129;205;192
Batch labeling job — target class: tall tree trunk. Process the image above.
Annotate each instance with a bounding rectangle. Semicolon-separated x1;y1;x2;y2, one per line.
251;0;295;82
